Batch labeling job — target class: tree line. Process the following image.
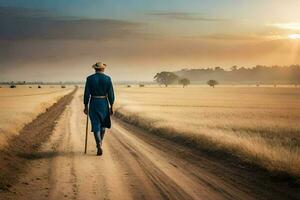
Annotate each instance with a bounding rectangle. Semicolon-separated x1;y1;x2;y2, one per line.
154;65;300;87
174;65;300;84
0;81;83;86
154;71;218;88
0;81;74;89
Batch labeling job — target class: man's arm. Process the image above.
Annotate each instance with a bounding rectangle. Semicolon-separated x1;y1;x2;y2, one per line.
83;78;91;114
107;78;115;115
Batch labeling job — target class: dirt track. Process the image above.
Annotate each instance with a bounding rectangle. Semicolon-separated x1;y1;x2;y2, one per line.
1;90;299;200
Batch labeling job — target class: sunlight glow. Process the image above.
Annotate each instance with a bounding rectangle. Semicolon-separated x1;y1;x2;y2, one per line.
288;34;300;39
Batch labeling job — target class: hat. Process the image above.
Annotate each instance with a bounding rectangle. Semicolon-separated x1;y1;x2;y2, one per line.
92;62;107;69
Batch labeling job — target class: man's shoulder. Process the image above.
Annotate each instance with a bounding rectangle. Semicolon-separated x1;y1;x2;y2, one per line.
87;74;96;80
103;74;111;80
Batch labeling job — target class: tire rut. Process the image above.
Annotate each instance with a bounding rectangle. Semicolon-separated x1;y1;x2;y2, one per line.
110;132;193;200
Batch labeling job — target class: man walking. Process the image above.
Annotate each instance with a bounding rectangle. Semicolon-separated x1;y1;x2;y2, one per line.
84;61;115;156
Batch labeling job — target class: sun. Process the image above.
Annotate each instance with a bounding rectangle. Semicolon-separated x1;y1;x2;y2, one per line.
288;34;300;39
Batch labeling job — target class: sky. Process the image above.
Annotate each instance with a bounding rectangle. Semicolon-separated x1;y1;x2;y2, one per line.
1;0;300;82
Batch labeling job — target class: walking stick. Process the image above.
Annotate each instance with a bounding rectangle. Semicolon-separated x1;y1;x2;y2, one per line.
84;105;89;154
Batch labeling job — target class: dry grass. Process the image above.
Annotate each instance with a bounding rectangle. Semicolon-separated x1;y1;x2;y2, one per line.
0;86;73;149
115;85;300;176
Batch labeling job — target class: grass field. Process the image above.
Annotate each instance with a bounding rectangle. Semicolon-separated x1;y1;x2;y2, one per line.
0;85;73;149
115;85;300;176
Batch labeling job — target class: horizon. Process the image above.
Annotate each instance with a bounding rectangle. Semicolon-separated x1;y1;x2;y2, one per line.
1;64;299;84
1;0;300;82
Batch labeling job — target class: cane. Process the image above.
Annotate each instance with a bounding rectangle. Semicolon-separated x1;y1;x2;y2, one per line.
84;105;89;154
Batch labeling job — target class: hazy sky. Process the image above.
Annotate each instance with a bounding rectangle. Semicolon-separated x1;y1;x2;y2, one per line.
1;0;300;81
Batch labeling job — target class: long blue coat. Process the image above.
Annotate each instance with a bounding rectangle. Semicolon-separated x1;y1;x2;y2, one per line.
84;72;115;132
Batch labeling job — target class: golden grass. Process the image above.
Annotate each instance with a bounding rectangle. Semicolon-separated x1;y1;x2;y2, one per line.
0;86;73;149
115;85;300;176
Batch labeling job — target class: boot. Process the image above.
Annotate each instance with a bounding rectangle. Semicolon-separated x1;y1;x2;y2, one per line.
96;143;102;156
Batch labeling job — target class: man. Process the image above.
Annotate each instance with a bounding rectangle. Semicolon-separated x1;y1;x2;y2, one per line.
84;61;115;156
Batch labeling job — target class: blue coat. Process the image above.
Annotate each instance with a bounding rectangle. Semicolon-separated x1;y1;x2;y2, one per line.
84;72;115;132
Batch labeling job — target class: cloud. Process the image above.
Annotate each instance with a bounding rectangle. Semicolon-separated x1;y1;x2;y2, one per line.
146;11;226;22
0;6;51;17
199;34;260;41
1;8;300;82
1;36;300;82
0;6;144;40
198;33;286;41
269;23;300;30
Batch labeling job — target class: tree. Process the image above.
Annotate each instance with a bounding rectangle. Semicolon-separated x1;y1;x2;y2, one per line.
214;66;224;72
231;66;238;71
154;72;178;87
207;80;218;88
178;78;190;88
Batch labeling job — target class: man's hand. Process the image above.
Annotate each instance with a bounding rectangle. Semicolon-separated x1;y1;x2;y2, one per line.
84;106;88;115
110;106;114;115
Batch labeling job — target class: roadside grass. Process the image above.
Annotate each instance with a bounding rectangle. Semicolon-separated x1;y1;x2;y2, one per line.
0;88;75;190
0;87;72;149
115;86;300;177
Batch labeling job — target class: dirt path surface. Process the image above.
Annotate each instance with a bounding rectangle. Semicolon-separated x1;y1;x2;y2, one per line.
1;90;299;200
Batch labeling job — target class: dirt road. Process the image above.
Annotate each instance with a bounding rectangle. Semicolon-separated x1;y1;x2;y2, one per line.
1;90;299;200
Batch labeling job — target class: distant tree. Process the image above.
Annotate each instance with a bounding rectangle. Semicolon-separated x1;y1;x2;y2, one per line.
231;66;238;71
178;78;190;88
214;66;224;72
139;84;145;87
207;80;218;88
154;72;179;87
